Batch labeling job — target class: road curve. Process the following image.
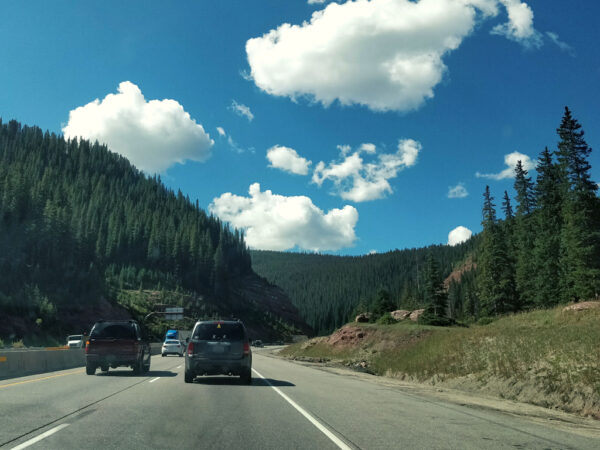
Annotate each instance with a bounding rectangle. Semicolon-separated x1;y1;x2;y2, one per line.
1;349;598;449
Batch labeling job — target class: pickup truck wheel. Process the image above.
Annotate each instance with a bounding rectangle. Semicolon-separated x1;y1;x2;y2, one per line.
86;363;96;375
184;371;193;383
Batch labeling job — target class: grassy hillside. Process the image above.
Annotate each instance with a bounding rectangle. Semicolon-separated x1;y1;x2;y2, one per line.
281;304;600;418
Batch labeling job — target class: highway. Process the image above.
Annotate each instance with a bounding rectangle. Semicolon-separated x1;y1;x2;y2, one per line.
1;349;599;450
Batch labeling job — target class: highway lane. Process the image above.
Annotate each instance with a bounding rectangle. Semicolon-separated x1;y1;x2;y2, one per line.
1;350;599;449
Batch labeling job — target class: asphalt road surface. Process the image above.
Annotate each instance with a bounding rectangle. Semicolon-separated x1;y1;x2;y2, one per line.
1;349;598;449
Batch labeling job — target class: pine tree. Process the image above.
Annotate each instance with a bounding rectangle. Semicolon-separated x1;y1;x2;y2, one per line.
532;147;561;306
478;186;515;315
423;253;448;319
502;191;514;220
513;160;536;308
555;107;600;301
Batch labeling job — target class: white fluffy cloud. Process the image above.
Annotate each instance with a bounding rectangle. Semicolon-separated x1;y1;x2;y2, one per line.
313;139;421;202
267;145;312;175
62;81;213;173
491;0;541;47
209;183;358;251
448;183;468;198
230;100;254;121
246;0;541;112
448;226;473;246
476;151;535;180
216;126;226;137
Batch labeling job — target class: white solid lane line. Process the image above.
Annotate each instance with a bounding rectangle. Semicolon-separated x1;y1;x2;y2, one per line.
149;377;160;383
11;423;69;450
252;369;352;450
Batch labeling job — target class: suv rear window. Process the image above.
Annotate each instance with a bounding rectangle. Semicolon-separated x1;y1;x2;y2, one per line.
68;335;83;340
193;323;244;341
91;323;137;339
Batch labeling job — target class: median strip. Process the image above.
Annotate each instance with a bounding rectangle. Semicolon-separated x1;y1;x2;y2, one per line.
252;368;352;450
10;423;69;450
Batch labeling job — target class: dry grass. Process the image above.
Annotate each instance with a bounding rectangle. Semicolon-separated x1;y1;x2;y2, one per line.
281;306;600;418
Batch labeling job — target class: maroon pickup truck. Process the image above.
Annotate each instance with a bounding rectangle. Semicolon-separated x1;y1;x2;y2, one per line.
85;320;151;375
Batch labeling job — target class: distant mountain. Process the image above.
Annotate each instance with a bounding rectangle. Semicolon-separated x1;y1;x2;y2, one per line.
0;119;309;344
251;238;479;335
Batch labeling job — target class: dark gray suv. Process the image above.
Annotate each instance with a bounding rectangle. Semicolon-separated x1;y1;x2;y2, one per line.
184;320;252;384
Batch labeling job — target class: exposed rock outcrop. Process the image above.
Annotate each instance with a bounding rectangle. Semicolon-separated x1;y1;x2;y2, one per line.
391;310;411;321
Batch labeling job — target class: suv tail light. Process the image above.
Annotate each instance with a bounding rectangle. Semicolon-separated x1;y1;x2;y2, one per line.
85;340;90;353
187;342;194;356
243;342;250;357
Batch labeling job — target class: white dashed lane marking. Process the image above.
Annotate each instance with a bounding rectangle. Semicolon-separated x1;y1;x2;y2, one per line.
11;423;70;450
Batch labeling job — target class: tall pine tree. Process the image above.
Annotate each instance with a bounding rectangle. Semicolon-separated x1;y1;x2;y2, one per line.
555;107;600;301
532;147;561;306
478;186;515;315
513;160;536;309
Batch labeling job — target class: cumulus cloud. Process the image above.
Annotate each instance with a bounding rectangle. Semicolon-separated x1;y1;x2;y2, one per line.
216;126;226;137
209;183;358;251
267;145;312;175
448;226;473;246
491;0;541;48
246;0;541;112
62;81;213;173
476;151;535;180
313;139;421;202
359;143;376;154
448;183;468;198
230;100;254;121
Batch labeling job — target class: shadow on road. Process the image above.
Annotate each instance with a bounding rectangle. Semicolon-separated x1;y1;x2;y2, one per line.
192;376;295;387
96;370;177;378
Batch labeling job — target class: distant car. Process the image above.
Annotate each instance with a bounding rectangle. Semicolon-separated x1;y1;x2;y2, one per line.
185;320;252;384
252;340;264;348
85;320;151;375
66;334;84;348
162;339;184;357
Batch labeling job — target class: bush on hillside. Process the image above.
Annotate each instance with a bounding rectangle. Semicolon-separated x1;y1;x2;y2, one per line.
377;313;397;325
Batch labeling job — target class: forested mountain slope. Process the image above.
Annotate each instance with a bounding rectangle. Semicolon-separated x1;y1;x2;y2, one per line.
252;238;479;335
0;119;309;343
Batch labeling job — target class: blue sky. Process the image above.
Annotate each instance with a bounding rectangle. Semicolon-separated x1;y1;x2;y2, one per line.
1;0;598;255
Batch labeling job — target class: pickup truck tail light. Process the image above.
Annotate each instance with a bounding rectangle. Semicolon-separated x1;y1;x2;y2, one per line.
243;342;250;357
187;342;194;356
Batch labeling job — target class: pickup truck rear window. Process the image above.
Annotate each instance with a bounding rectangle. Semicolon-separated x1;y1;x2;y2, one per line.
193;323;244;341
91;323;136;339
